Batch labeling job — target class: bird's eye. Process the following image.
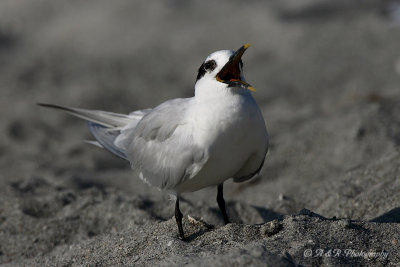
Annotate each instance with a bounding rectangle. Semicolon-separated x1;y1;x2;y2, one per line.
204;60;217;72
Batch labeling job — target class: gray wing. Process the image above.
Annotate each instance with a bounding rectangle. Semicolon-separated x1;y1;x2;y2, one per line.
88;108;152;160
125;98;208;191
88;122;129;160
38;103;153;161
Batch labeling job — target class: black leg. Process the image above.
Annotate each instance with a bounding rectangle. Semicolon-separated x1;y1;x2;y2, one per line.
217;184;230;224
175;197;185;240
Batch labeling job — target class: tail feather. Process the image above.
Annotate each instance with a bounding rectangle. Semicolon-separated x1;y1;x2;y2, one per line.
38;103;137;161
84;140;103;148
88;122;128;160
37;103;131;128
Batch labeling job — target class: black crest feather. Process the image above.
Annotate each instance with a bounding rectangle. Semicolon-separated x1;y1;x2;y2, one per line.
196;63;206;81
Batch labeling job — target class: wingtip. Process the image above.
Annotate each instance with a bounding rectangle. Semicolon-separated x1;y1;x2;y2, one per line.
36;103;69;111
37;103;55;108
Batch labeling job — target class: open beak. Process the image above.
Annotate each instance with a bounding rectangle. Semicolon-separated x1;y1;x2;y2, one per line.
216;43;256;91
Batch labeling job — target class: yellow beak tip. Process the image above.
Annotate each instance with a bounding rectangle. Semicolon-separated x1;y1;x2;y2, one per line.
243;43;252;49
248;86;256;92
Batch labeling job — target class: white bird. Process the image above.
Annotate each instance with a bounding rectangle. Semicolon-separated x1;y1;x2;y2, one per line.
39;44;269;240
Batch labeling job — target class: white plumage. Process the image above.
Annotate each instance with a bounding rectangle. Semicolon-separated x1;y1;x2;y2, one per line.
39;44;269;240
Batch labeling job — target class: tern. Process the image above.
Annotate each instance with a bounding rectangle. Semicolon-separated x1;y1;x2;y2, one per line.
39;44;269;240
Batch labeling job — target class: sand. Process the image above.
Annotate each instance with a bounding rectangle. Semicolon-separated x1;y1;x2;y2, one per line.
1;0;400;266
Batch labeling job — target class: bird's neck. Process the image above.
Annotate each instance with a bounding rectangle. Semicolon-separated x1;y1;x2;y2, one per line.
194;78;251;102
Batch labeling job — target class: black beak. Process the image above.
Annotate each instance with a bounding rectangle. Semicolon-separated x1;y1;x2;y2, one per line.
216;43;255;91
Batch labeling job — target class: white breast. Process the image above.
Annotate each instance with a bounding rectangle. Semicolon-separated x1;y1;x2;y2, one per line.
174;87;268;193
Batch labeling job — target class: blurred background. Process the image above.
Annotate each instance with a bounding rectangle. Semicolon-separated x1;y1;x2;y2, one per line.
0;0;400;265
1;0;400;258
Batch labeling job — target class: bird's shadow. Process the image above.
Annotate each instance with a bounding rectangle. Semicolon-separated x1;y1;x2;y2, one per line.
183;203;283;242
370;208;400;223
223;202;283;224
185;226;214;242
254;206;284;222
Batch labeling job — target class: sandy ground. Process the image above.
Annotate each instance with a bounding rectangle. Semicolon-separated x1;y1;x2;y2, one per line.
1;0;400;266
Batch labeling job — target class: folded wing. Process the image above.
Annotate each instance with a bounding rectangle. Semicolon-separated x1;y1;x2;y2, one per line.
39;100;208;191
126;98;208;190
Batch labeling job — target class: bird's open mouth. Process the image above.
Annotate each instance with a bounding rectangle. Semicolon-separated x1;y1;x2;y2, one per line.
216;43;255;91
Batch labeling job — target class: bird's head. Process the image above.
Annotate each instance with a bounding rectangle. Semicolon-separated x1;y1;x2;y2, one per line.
195;43;255;92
